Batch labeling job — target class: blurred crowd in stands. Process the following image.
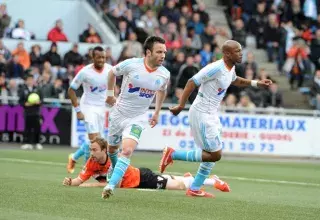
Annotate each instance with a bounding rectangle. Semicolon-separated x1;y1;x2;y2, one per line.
225;0;319;109
0;0;319;110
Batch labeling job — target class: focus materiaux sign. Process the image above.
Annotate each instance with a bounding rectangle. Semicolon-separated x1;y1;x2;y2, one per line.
71;109;320;157
0;105;71;145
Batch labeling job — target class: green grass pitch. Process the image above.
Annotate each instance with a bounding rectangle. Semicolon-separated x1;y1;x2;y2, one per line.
0;148;319;220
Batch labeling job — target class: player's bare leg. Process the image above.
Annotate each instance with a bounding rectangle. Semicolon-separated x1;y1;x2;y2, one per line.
102;138;137;199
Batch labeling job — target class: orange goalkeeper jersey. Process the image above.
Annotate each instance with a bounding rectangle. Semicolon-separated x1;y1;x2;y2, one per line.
78;157;140;188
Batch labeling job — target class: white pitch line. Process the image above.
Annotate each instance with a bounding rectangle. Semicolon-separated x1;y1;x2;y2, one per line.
1;157;319;187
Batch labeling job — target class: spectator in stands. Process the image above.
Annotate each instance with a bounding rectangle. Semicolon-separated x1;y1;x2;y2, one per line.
140;0;161;13
140;8;159;35
187;26;202;50
286;37;309;89
164;33;183;50
180;5;192;21
237;92;256;110
0;53;7;74
212;46;223;62
0;3;11;38
63;44;83;67
243;51;258;78
310;29;320;69
248;1;268;49
264;14;281;62
195;2;210;25
38;71;54;98
11;42;30;70
200;25;215;46
180;37;197;57
159;15;169;33
7;79;19;104
215;26;231;49
199;43;213;67
174;56;199;103
11;19;35;41
118;20;129;41
122;32;143;57
265;81;283;108
310;69;320;110
0;74;8;104
19;74;43;150
224;94;237;108
80;24;102;43
47;19;68;42
232;19;246;47
0;40;11;61
187;12;205;35
30;44;44;68
158;0;180;24
6;55;24;79
105;47;115;65
83;48;93;65
44;43;62;67
52;78;64;99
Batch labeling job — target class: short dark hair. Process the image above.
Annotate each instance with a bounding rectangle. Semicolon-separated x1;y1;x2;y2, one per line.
92;46;104;57
24;74;33;80
143;36;165;55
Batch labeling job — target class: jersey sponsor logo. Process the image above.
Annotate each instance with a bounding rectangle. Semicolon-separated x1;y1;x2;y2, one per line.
129;124;143;139
90;85;107;93
128;83;155;98
217;88;226;96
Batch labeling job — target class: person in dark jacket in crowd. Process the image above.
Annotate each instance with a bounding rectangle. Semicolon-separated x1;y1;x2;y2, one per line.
18;74;43;150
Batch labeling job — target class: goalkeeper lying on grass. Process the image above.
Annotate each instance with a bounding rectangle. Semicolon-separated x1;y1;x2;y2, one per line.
62;137;230;195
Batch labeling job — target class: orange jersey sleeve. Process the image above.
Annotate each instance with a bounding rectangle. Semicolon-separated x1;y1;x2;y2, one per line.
78;158;111;182
120;165;140;188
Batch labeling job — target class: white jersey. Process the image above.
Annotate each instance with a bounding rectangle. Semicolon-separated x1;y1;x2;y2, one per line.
191;59;237;113
112;58;170;117
70;63;113;106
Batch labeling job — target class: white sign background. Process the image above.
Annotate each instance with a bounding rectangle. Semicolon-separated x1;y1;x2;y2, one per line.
71;110;320;157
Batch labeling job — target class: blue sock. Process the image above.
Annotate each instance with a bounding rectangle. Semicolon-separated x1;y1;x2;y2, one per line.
171;149;202;162
108;150;119;168
108;157;130;190
72;141;90;161
190;162;215;191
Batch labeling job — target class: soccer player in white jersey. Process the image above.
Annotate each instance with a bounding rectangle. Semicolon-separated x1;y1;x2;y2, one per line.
159;40;272;198
67;46;112;173
101;36;170;199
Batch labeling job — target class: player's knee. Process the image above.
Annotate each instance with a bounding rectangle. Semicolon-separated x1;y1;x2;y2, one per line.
121;148;133;158
209;151;222;162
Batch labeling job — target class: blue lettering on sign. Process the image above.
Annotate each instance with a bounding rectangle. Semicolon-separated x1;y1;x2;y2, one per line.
151;113;189;127
219;116;306;131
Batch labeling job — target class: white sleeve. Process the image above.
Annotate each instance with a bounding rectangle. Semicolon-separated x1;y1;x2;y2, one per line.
191;62;221;86
231;70;237;82
111;59;133;76
160;77;170;91
70;69;85;90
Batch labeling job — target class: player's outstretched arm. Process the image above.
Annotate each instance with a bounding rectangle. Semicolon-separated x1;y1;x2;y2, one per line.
231;77;272;88
106;69;116;106
170;79;196;116
150;90;167;128
79;182;106;187
62;177;83;186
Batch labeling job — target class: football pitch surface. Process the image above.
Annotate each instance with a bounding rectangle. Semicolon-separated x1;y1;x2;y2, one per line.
0;148;319;220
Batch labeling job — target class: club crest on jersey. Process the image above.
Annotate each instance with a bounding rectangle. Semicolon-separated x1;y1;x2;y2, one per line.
128;83;155;98
217;88;226;96
90;85;107;92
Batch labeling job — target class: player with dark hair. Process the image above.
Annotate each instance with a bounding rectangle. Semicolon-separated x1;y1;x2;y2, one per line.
102;36;170;199
66;46;112;173
160;40;272;198
63;137;230;194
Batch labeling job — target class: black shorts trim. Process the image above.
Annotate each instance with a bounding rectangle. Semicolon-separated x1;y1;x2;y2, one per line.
137;168;168;189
